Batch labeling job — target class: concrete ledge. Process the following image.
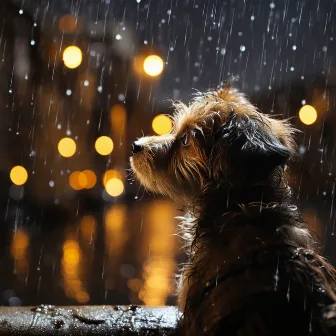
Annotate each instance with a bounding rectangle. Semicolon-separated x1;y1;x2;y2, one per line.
0;305;181;335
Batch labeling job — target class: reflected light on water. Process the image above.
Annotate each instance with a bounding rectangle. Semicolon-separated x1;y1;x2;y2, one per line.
105;205;127;258
62;237;89;303
80;216;97;245
139;201;176;306
10;229;30;277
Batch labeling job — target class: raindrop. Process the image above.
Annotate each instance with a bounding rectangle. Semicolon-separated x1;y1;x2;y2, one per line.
57;124;62;129
136;0;141;2
207;36;212;41
118;93;125;101
167;9;172;15
292;45;297;50
301;99;306;105
66;130;71;136
97;86;103;93
238;32;243;36
49;181;55;187
115;34;122;40
30;40;35;46
269;2;275;9
250;15;255;21
33;23;37;27
290;66;294;71
322;46;327;52
240;45;246;52
84;80;89;86
144;40;148;44
19;9;23;14
66;89;72;96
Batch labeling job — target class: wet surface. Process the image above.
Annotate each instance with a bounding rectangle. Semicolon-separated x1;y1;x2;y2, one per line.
0;304;180;335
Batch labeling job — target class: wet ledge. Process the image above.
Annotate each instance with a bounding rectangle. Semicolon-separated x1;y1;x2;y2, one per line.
0;304;180;335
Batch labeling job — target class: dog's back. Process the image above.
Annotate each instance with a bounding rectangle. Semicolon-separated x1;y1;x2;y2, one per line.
179;203;336;335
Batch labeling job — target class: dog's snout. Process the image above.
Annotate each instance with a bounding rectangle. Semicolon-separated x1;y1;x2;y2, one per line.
132;141;144;154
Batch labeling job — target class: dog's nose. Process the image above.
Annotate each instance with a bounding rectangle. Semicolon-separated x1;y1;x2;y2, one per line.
132;141;144;154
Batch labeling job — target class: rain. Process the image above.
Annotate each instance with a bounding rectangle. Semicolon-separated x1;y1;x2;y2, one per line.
0;0;334;329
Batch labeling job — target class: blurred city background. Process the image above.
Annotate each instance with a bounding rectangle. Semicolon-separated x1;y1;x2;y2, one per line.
0;0;336;307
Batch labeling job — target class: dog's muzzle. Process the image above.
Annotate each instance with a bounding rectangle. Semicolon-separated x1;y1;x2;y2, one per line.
132;141;144;154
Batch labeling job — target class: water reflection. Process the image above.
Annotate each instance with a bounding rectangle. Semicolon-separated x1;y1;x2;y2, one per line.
1;198;181;306
10;229;30;279
139;200;177;306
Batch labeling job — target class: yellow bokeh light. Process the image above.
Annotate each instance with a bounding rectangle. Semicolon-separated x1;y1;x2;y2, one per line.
10;166;28;185
63;46;82;69
69;171;87;190
102;170;122;187
152;115;172;135
105;178;124;197
58;15;77;33
58;137;76;158
95;136;114;156
143;55;164;77
82;170;96;189
299;105;318;125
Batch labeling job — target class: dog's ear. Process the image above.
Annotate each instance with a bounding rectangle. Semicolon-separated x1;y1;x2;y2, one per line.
210;111;296;180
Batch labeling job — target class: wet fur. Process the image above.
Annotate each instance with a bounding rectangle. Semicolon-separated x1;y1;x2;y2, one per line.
130;86;336;335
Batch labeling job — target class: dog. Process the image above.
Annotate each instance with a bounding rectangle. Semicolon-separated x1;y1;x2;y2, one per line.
130;86;336;335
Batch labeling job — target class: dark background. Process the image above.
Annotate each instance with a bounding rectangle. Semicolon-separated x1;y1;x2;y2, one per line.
0;0;335;307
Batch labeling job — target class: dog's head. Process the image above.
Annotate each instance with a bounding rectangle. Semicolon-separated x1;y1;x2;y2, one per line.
130;87;297;205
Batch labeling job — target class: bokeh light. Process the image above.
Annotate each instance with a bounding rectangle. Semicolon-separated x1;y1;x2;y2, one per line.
58;15;77;33
58;137;76;158
95;136;114;156
152;115;173;135
143;55;164;77
10;166;28;186
10;229;30;276
80;216;97;244
69;171;87;190
63;46;82;69
102;170;122;187
299;104;318;125
105;178;124;197
82;170;97;189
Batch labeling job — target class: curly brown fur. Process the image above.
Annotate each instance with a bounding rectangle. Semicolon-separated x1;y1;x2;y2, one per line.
130;86;336;335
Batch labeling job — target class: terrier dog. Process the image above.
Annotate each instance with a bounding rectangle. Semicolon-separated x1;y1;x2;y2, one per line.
130;87;336;335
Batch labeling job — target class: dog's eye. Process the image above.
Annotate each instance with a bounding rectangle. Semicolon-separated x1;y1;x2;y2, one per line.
181;134;189;146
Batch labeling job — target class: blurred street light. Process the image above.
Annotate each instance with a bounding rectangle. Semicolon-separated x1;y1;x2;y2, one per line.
143;55;164;77
299;105;318;125
152;115;172;135
95;136;114;156
105;178;124;197
63;46;82;69
10;166;28;185
58;138;76;158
